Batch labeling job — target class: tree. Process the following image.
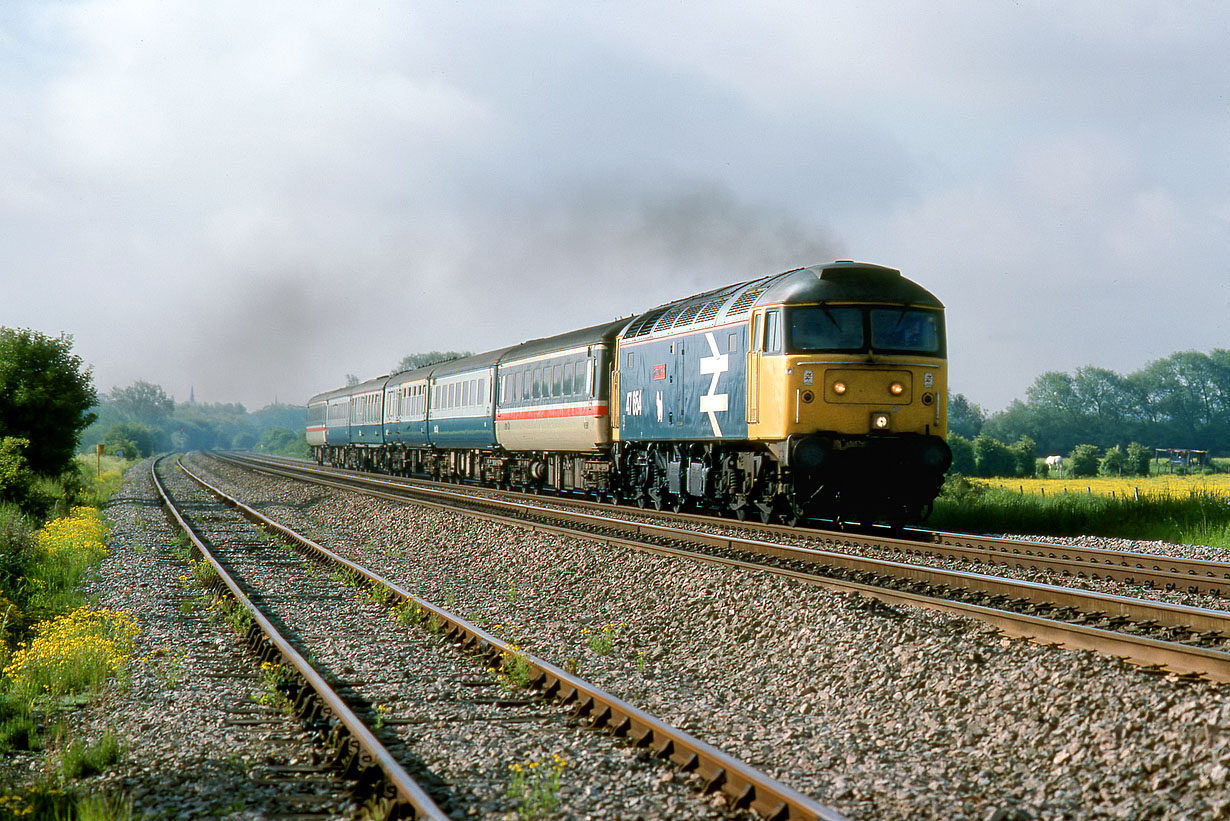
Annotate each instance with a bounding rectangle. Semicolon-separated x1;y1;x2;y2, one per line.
392;351;472;373
110;380;174;425
0;328;97;475
947;393;985;439
1068;444;1100;478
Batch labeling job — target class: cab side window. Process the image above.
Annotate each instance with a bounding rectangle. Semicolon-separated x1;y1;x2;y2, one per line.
765;310;783;354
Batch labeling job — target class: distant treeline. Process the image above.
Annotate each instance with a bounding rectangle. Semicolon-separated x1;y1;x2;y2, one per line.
80;380;307;459
951;349;1229;476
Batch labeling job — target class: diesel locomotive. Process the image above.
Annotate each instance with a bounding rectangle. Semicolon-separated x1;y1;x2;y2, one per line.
307;261;951;525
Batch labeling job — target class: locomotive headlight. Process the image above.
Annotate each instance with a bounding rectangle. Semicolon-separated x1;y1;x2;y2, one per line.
871;413;890;430
889;382;905;396
832;381;847;395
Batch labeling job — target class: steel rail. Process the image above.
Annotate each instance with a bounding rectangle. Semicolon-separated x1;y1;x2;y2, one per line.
922;529;1230;593
215;453;1230;682
151;456;450;820
184;455;847;821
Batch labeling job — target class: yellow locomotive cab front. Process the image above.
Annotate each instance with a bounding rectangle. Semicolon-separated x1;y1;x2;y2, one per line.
745;295;952;524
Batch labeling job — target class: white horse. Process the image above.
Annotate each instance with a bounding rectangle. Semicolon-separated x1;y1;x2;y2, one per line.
1044;455;1063;476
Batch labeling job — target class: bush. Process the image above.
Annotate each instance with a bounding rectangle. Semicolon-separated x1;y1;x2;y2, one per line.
256;427;309;458
0;437;36;512
1011;436;1036;478
947;434;975;476
1127;442;1151;476
3;606;138;699
103;422;159;459
1068;444;1101;477
974;434;1017;478
1100;445;1126;476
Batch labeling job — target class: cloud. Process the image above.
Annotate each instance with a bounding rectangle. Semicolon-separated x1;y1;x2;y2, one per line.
4;0;1230;416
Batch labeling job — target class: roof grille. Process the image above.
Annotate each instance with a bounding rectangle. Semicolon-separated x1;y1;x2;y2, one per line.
725;283;771;315
652;305;687;333
671;303;704;328
624;307;669;338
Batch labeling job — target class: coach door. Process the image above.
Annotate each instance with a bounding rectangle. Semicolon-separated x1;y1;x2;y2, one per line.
747;311;762;424
610;354;620;437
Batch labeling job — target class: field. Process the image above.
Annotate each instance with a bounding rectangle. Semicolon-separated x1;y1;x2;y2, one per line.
979;473;1230;501
930;471;1230;549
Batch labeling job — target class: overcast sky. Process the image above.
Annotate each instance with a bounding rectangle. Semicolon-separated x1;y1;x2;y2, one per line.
3;1;1228;415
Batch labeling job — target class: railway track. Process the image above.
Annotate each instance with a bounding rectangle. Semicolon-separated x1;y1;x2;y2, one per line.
216;453;1230;683
155;455;845;820
236;455;1230;598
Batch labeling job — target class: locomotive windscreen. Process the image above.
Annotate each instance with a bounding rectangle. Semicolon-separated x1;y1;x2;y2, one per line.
788;306;943;355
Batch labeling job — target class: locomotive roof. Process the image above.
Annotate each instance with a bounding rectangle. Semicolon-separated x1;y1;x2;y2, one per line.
619;261;943;341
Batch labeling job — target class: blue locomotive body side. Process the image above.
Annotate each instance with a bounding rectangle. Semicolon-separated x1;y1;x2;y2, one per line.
618;322;749;443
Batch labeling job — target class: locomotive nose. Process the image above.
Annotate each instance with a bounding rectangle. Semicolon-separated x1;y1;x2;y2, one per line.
920;437;953;473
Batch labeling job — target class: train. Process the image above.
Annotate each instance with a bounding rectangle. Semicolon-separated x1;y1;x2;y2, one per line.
306;260;952;525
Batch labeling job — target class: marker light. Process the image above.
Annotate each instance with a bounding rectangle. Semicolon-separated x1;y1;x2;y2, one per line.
889;382;905;396
833;381;847;395
871;413;890;430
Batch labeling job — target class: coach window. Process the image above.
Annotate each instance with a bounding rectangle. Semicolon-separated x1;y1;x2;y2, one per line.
532;369;541;399
563;362;574;395
553;365;562;397
765;310;783;354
